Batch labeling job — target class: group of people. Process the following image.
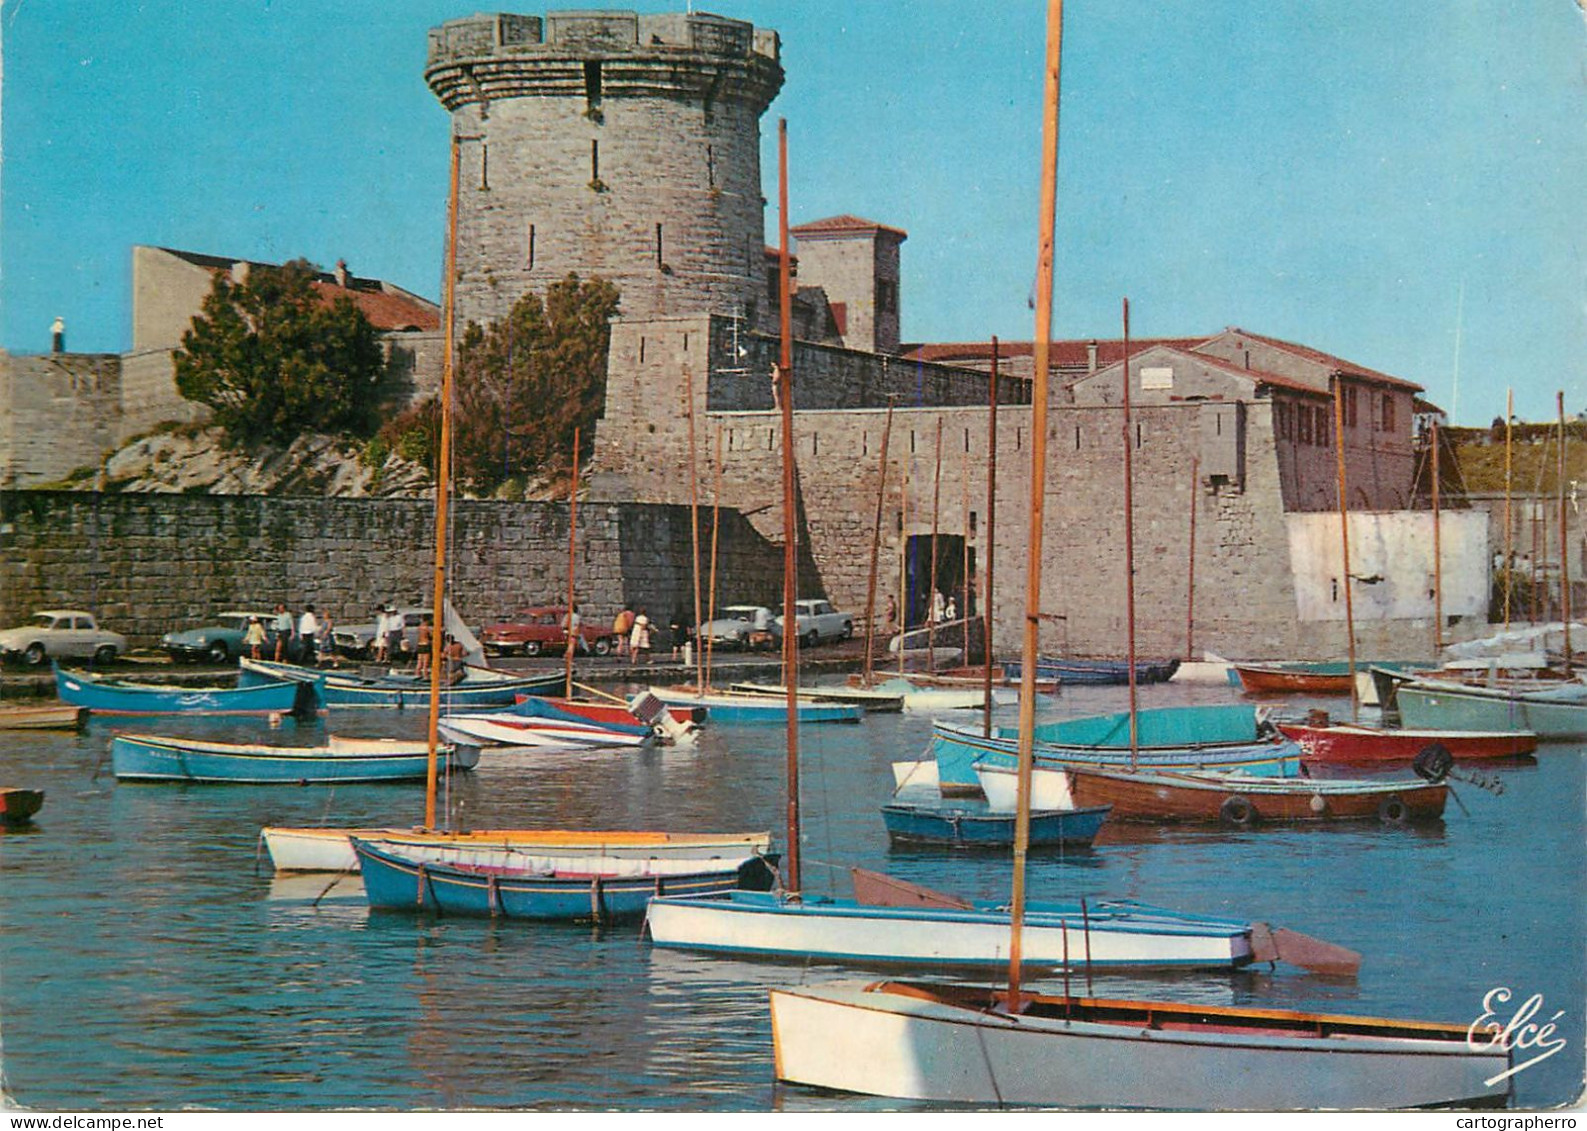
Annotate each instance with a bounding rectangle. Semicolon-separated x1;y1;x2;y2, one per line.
611;606;654;663
242;603;333;665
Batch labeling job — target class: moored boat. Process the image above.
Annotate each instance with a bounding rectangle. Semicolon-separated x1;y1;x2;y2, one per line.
57;663;320;718
353;836;774;922
0;702;85;730
1234;660;1423;695
262;826;774;873
1391;677;1587;740
111;732;477;784
728;681;905;712
1;788;45;825
769;979;1512;1108
1065;766;1447;825
1277;719;1538;763
1004;655;1179;685
647;686;861;724
438;712;649;749
880;798;1109;848
240;656;564;710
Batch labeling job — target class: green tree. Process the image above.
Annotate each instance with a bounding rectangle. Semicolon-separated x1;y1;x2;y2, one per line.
451;274;621;493
174;259;387;445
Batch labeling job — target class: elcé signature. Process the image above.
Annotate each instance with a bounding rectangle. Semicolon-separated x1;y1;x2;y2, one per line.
1467;987;1569;1086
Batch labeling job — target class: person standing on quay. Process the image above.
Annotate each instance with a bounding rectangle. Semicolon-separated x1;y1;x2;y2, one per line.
415;614;433;678
372;605;391;664
614;606;635;660
244;616;268;660
630;608;652;664
272;604;293;661
298;604;320;666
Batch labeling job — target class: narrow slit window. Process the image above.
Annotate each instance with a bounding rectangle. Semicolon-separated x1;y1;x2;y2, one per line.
639;336;646;364
584;60;602;105
707;144;716;187
479;144;489;190
656;223;664;269
964;428;970;452
590;139;599;182
526;223;535;270
1074;425;1081;451
812;435;819;456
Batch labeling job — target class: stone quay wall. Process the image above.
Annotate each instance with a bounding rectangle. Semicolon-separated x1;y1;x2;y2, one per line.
0;491;783;649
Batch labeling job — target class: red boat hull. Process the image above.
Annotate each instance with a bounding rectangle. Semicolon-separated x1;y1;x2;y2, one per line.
1277;722;1538;763
1067;769;1446;824
1235;666;1354;694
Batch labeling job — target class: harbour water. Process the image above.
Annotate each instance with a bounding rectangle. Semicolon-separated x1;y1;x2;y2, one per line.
1;681;1583;1111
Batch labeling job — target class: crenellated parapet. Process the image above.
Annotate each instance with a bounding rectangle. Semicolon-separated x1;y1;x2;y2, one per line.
425;10;782;113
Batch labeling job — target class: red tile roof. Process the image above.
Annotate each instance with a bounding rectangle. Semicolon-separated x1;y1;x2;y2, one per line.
790;214;908;240
1217;327;1422;393
162;248;439;332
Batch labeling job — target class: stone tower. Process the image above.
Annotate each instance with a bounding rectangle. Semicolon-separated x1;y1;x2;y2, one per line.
425;10;784;332
789;215;906;354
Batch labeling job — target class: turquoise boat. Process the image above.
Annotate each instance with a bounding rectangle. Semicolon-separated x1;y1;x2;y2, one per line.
931;710;1298;796
240;656;564;709
647;686;861;724
1393;678;1587;741
55;663;320;717
110;732;477;783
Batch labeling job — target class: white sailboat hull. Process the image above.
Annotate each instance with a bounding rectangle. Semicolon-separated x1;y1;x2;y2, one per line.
974;762;1073;810
769;981;1512;1109
646;892;1253;970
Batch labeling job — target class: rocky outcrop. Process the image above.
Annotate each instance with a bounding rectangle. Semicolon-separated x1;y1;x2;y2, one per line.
98;429;432;497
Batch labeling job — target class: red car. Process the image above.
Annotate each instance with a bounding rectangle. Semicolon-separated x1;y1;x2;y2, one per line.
481;607;616;657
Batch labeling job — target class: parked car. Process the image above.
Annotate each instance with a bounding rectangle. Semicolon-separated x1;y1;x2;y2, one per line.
162;611;278;664
700;605;777;651
775;599;853;648
481;607;615;657
334;607;430;660
0;610;127;667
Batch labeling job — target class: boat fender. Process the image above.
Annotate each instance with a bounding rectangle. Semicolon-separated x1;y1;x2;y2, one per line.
1308;793;1327;815
1377;795;1408;824
1412;743;1454;784
1219;795;1257;826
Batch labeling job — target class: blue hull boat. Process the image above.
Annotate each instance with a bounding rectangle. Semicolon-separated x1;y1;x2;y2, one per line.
110;732;476;783
353;837;775;922
647;687;861;724
1004;656;1179;686
56;664;320;717
240;657;565;709
881;800;1110;848
931;717;1299;795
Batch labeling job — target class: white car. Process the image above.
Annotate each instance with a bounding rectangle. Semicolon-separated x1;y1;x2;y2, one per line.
0;610;127;667
775;599;853;648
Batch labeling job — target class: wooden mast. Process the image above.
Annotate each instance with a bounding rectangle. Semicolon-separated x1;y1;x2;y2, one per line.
1007;0;1062;1015
1186;454;1199;661
1432;420;1443;654
424;129;464;831
862;398;896;685
1121;299;1139;768
898;460;909;680
705;424;723;691
983;338;1000;738
563;426;580;699
685;366;704;690
928;417;944;667
1560;391;1572;673
776;118;802;895
1504;388;1514;630
1332;377;1360;724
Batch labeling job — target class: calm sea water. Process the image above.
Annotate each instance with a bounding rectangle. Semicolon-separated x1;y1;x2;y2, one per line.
1;681;1583;1112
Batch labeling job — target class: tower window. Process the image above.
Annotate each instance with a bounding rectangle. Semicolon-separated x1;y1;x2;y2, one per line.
707;144;716;187
479;144;489;190
656;223;664;270
877;279;898;315
590;140;600;182
584;60;602;105
526;223;535;270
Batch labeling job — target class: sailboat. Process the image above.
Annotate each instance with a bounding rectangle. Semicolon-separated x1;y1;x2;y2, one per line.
260;130;771;884
645;119;1343;977
767;6;1510;1107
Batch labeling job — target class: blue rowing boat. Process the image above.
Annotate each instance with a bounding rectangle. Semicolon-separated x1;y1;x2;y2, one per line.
353;836;776;922
1003;656;1179;686
55;663;320;717
880;799;1110;848
110;732;477;783
239;656;565;709
647;686;862;724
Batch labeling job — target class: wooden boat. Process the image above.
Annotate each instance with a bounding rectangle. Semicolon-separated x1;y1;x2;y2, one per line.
1277;719;1538;763
972;760;1075;811
867;677;1017;712
0;702;84;730
111;732;478;784
1391;677;1587;740
880;799;1109;848
1234;660;1423;695
1066;766;1447;825
438;712;649;749
768;979;1512;1108
515;694;704;731
931;719;1299;797
262;826;774;873
352;836;775;923
56;663;320;717
647;686;861;725
239;656;565;710
648;885;1265;971
728;681;905;713
1004;655;1179;686
1;788;45;825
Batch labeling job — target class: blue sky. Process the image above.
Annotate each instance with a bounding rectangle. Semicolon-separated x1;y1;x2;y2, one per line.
3;0;1583;425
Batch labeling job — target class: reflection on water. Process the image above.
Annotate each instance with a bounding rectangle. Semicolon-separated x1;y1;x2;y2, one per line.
0;682;1582;1109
